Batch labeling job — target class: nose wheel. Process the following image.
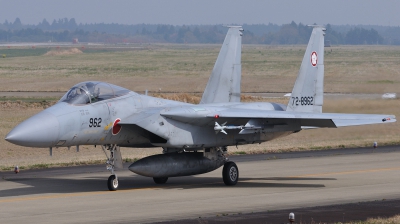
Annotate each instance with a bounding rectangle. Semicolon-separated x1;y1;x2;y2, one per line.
102;144;122;191
108;174;119;191
222;161;239;186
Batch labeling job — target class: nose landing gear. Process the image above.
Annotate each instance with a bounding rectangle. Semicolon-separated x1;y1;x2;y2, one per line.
102;144;123;191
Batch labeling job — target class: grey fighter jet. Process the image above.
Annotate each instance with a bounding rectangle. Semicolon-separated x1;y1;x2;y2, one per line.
5;26;396;191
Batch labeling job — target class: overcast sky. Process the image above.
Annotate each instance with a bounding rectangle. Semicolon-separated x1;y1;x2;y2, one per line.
1;0;399;26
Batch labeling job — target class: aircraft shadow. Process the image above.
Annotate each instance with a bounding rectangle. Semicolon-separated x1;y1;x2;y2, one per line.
0;175;332;198
159;176;329;190
122;175;329;190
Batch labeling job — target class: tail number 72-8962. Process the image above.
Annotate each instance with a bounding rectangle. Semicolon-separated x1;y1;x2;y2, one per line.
291;96;314;106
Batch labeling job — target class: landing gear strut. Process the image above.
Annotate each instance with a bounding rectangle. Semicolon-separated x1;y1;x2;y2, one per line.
102;144;122;191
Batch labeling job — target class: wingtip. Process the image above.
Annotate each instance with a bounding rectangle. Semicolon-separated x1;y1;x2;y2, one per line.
382;115;396;122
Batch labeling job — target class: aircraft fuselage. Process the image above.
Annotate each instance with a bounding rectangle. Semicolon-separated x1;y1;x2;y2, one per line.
6;90;295;149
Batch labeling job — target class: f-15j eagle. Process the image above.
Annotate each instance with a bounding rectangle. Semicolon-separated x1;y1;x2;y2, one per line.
5;26;396;191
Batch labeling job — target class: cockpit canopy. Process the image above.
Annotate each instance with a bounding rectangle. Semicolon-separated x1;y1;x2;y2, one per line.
60;81;130;105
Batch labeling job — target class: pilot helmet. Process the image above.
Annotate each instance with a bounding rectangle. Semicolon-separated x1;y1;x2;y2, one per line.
86;82;95;93
80;85;89;94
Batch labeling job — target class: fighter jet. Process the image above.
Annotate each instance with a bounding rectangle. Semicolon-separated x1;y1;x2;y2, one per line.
5;26;396;191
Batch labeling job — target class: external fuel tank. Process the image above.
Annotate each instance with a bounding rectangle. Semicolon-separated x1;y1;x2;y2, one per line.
128;152;225;177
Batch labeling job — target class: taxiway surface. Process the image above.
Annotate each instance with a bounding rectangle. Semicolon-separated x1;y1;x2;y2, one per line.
1;146;400;223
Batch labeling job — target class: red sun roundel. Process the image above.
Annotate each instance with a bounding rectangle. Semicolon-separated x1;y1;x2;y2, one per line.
311;51;318;67
112;118;122;135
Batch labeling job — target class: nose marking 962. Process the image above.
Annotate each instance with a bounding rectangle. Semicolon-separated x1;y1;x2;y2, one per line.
89;118;102;127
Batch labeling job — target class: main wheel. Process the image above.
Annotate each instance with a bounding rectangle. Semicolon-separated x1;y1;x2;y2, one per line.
153;177;168;184
107;174;118;191
223;161;239;186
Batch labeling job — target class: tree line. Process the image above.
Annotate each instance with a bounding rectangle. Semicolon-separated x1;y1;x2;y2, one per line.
0;18;399;45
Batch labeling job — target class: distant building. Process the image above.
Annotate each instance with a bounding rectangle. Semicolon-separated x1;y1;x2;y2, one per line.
72;38;79;44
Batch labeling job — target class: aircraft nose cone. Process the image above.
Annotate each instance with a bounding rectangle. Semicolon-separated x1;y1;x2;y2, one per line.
5;112;60;147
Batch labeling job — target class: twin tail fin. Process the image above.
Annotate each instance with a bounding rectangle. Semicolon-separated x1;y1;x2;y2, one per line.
286;26;326;113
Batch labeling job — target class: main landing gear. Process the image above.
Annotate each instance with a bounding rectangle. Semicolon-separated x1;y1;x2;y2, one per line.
207;146;239;186
223;161;239;186
102;144;123;191
216;147;239;186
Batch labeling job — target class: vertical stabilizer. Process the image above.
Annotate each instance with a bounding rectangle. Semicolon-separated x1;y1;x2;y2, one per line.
200;26;243;104
286;26;325;113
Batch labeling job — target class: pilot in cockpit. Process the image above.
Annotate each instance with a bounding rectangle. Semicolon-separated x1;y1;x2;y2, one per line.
86;82;99;102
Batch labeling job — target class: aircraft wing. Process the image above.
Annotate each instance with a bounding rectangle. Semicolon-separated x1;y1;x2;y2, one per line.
208;109;396;128
161;107;396;128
